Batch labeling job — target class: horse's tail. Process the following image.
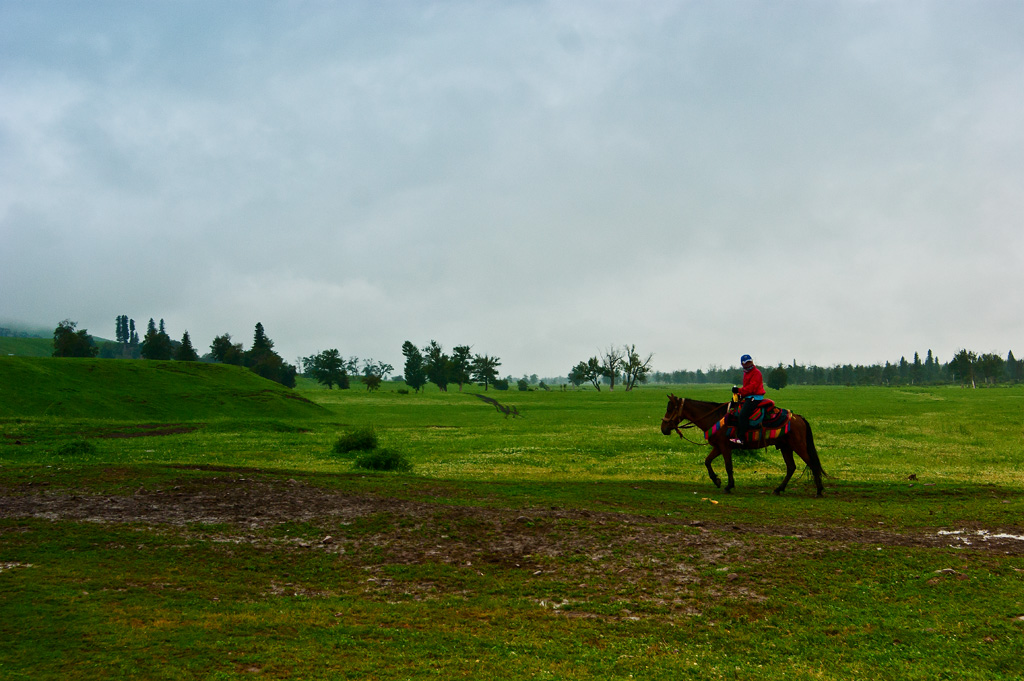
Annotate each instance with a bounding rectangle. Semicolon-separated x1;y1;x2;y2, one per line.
802;416;828;478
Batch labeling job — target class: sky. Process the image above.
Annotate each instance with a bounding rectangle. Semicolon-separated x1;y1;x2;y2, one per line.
2;1;1023;378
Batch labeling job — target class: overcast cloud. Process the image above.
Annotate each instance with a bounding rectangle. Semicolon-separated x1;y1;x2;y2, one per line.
2;1;1022;377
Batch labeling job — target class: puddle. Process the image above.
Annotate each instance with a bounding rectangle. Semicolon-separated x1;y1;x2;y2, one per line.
937;530;1024;546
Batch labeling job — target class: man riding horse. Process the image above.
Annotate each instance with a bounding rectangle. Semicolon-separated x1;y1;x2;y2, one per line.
734;354;765;445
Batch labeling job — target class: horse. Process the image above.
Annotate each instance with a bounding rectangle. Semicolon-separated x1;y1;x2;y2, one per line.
660;394;826;497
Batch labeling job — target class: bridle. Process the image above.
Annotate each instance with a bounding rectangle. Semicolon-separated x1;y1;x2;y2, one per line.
662;398;730;446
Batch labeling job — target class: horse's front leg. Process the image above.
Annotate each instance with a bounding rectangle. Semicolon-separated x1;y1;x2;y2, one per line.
722;446;735;493
704;449;722;488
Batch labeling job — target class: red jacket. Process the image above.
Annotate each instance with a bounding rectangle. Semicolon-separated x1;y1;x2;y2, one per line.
738;365;765;397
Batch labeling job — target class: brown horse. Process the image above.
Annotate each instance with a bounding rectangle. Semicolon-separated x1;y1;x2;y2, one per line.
661;394;825;496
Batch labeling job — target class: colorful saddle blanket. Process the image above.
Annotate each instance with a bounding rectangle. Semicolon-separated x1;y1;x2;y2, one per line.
705;404;792;445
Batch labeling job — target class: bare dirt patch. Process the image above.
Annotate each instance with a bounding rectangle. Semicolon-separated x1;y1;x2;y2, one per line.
2;476;1022;557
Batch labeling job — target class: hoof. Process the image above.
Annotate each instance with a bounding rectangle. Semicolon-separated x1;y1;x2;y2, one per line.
724;486;734;494
773;488;784;496
712;478;722;488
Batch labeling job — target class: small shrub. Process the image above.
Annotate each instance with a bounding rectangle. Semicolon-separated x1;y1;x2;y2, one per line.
56;439;97;457
397;389;409;395
354;448;413;472
332;427;378;455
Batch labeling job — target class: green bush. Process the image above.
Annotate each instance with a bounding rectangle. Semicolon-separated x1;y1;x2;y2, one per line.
354;448;413;472
332;427;378;455
56;439;97;457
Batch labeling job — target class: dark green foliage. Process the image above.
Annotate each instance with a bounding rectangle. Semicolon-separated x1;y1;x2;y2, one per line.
767;364;789;390
55;439;97;457
354;448;412;472
210;333;244;365
517;378;529;391
422;340;450;392
174;331;199;362
568;357;603;390
304;349;350;389
52;320;98;358
141;318;173;360
470;353;501;390
401;341;427;393
332;427;378;454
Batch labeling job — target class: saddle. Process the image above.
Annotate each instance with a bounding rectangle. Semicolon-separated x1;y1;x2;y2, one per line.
706;400;793;447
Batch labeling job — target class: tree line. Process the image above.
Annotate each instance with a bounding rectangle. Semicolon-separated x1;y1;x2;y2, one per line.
651;349;1024;388
53;317;298;388
48;317;1023;391
566;344;654;391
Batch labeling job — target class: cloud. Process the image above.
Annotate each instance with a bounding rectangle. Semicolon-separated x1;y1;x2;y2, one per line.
2;1;1023;376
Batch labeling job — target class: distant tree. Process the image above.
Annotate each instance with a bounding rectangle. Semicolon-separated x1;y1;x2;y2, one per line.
450;345;473;391
621;344;653;391
517;378;529;391
977;353;1004;385
470;354;502;391
174;331;199;362
767;364;789;390
243;323;296;388
401;341;428;393
949;349;978;387
52;319;98;358
251;322;274;354
423;340;451;392
210;333;244;365
361;359;394;391
570;357;604;391
1007;351;1023;382
600;345;625;390
141;318;173;360
304;349;349;389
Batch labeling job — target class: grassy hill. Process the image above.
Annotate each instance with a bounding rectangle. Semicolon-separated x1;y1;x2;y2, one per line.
0;356;328;421
0;336;53;358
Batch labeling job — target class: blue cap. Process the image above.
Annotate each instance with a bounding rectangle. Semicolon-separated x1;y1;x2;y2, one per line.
740;354;752;364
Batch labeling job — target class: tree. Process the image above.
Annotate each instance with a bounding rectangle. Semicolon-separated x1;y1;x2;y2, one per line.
52;319;98;358
361;359;394;391
470;354;502;390
401;341;427;393
1007;351;1023;383
210;333;244;365
251;322;274;354
621;344;654;391
570;357;604;391
423;340;451;392
949;349;978;387
767;364;789;390
243;323;296;387
977;353;1004;385
304;349;349;389
141;318;173;360
450;345;473;391
600;345;625;390
174;331;199;362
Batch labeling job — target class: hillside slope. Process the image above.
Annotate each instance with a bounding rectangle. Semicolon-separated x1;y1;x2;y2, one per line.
0;337;53;358
0;357;328;421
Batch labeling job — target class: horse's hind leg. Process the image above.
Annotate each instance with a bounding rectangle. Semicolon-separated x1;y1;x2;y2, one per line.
704;450;722;488
794;443;825;497
775;446;796;495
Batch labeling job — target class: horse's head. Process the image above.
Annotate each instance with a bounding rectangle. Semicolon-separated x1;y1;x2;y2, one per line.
661;394;685;436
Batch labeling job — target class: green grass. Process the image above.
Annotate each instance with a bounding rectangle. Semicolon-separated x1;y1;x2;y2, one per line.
1;360;1023;679
0;336;53;358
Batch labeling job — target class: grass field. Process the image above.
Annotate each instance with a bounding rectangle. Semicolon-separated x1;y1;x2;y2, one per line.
2;358;1023;679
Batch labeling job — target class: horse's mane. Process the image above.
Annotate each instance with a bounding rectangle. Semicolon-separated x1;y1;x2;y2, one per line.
680;397;726;410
